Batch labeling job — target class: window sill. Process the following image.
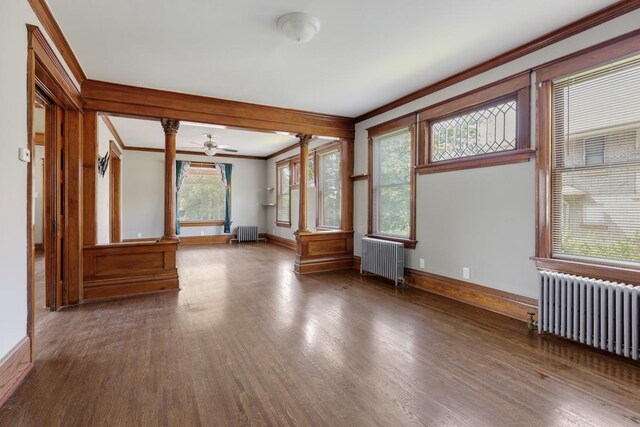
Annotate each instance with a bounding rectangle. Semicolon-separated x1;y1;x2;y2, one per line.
531;257;640;285
416;148;535;175
180;221;225;227
276;221;291;228
366;234;417;249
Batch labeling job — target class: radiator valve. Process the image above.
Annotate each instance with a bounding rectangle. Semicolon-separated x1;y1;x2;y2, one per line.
527;311;538;331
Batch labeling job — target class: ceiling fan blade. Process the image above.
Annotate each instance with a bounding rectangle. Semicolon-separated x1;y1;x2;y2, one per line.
219;148;238;153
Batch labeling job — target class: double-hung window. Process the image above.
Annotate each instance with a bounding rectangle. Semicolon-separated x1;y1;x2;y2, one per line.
317;148;341;228
178;164;226;226
276;161;291;226
548;54;640;267
367;115;417;247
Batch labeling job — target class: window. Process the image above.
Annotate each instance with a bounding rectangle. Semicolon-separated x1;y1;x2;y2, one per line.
317;148;341;228
291;156;315;187
549;54;640;267
366;115;417;247
276;162;291;226
431;99;517;162
178;164;226;225
372;128;412;237
417;73;532;174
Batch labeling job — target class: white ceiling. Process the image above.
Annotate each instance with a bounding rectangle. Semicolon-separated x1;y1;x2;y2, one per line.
50;0;617;117
108;116;298;157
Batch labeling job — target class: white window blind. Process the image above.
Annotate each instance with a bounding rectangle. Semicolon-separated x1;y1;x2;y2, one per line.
551;54;640;267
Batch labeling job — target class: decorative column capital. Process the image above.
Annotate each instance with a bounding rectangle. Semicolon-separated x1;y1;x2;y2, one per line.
296;133;313;147
161;118;180;135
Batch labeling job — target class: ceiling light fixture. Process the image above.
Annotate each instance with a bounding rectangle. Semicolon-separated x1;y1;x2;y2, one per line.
277;13;320;43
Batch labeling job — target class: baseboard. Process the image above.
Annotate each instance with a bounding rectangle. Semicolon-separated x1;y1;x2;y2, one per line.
122;237;161;243
354;256;537;322
83;276;180;301
294;255;354;274
265;233;296;250
0;337;32;408
406;269;537;322
179;234;233;245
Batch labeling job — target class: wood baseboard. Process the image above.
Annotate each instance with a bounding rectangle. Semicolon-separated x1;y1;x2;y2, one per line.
353;256;537;322
265;234;297;250
178;233;268;246
295;255;354;274
0;337;32;408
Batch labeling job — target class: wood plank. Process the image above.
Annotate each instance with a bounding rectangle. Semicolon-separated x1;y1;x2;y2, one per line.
1;245;639;425
0;338;32;408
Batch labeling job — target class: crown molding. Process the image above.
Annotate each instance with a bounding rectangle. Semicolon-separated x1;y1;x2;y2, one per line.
27;0;87;86
355;0;640;122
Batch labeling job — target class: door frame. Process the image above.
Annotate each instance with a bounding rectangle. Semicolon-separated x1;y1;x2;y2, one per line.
109;141;122;243
27;24;84;359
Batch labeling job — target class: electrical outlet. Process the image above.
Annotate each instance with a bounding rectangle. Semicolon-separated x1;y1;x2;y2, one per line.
419;258;425;269
200;231;205;236
137;232;142;238
463;267;470;280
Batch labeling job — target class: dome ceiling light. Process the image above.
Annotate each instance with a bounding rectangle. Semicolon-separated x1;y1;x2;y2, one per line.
277;13;320;43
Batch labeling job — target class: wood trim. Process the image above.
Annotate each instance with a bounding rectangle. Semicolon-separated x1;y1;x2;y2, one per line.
101;115;126;149
416;73;530;121
355;0;640;122
0;337;33;408
365;234;418;250
27;0;87;85
351;174;368;181
179;235;233;245
123;145;267;160
340;139;354;232
532;257;640;286
275;159;292;227
179;221;225;227
535;81;553;259
265;233;297;250
109;141;121;243
404;269;538;322
82;241;179;301
82;111;98;246
34;244;44;253
34;132;45;146
366;113;416;137
416;148;536;174
82;79;355;139
294;231;354;274
266;142;300;160
26;25;82;111
26;31;36;361
368;124;417;244
535;28;640;82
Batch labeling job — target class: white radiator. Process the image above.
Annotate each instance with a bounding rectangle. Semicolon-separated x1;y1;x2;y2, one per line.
538;271;639;360
361;237;404;287
230;226;264;243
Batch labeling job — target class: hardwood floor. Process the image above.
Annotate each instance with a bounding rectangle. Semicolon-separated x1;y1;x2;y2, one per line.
1;243;639;426
34;252;53;327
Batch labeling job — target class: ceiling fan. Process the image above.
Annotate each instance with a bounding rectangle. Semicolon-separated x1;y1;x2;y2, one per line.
182;134;238;157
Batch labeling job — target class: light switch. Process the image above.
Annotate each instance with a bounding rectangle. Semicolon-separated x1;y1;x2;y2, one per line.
19;147;31;162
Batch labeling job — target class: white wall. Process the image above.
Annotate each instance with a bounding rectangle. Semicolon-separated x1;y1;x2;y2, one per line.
353;11;640;299
121;150;266;239
96;117;121;244
0;0;79;359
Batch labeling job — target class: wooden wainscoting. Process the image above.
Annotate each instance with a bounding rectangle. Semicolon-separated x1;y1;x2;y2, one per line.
294;231;354;274
0;337;32;408
265;234;297;250
353;256;537;322
83;241;179;301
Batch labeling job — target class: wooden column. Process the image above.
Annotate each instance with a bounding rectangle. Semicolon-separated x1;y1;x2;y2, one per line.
294;133;313;235
161;118;180;241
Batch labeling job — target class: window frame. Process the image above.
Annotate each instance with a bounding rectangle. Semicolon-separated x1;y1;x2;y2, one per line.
275;159;292;228
291;154;316;188
366;114;417;248
416;73;533;174
178;162;228;227
533;29;640;284
315;142;343;230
